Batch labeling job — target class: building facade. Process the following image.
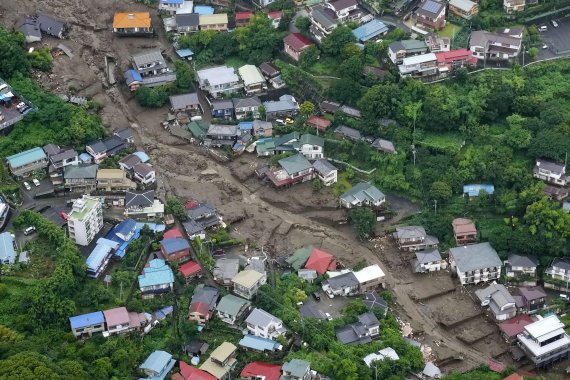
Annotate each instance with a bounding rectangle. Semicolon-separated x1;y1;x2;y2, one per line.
67;196;104;246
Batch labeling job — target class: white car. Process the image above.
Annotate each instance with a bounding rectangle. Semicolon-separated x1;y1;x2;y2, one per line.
543;44;548;49
23;182;31;190
32;179;40;187
325;312;333;321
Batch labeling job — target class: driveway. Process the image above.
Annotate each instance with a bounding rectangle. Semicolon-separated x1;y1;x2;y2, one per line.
289;8;308;33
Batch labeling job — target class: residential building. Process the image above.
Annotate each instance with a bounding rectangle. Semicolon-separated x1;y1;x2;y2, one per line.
186;202;220;229
86;136;129;163
340;182;386;209
313;159;338;186
448;0;478;19
211;99;235;120
309;4;338;40
114;128;135;144
131;50;176;87
199;14;229;31
475;283;517;321
35;13;65;38
413;249;443;273
388;39;429;64
267;11;282;28
232;269;266;299
254;0;278;7
43;144;79;173
517;315;570;368
298;134;324;159
194;5;215;14
452;218;477;245
96;169;136;192
69;311;105;338
245;308;287;339
394;226;439;251
214;258;240;286
235;11;253;27
363;291;389;317
355;264;385;292
169;93;202;114
233;97;262;120
415;0;446;31
504;0;526;13
217;294;251;324
124;190;164;220
239;65;267;95
266;154;315;188
206;124;239;147
543;184;569;201
517;286;546;314
263;94;299;119
499;314;534;343
506;254;538;282
67;196;104;246
176;13;200;34
138;259;175;299
64;164;98;192
286;246;314;271
16;16;42;43
256;131;300;156
197;66;242;98
336;312;380;344
545;258;570;283
0;232;16;265
182;220;206;240
240;362;282;380
200;342;238;380
398;53;438;79
253;120;272;137
175;361;216;380
139;351;176;380
283;33;313;61
133;163;156;186
371;138;397;154
160;238;190;263
179;260;202;282
335;125;361;141
435;49;477;73
280;359;311;380
239;335;282;353
364;348;400;367
259;62;281;79
423;362;442;379
306;116;332;132
103;306;147;336
352;19;389;43
5;147;48;177
533;159;568;186
449;242;502;285
425;35;450;53
322;271;360;297
189;286;219;325
85;238;119;278
469;28;522;61
112;12;153;35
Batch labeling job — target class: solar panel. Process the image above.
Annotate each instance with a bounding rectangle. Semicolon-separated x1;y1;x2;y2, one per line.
422;0;442;13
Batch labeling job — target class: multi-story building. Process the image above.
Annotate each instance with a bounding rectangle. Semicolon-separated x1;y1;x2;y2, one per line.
112;12;153;35
533;159;568;186
393;226;439;252
327;0;361;22
545;258;570;283
263;94;299;119
340;182;386;209
425;35;450;53
435;49;478;74
448;0;479;19
96;169;136;192
475;283;517;321
132;50;176;87
517;286;546;314
69;311;106;338
64;164;98;192
518;315;570;368
283;33;313;61
413;249;443;273
232;269;266;300
198;14;228;31
5;147;48;177
449;242;502;285
233;97;262;120
238;65;267;95
200;342;238;380
415;0;446;31
196;66;243;98
398;53;438;79
504;0;526;13
313;159;338;186
67;196;104;246
266;154;316;188
138;259;175;299
245;308;287;339
158;0;185;14
505;254;538;282
451;218;478;245
280;359;311;380
469;28;522;61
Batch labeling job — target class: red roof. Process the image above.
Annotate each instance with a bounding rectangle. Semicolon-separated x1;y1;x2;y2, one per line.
283;33;312;52
189;301;209;316
236;11;253;21
267;11;283;19
304;248;336;275
307;116;332;131
503;374;524;380
163;227;183;239
180;361;216;380
499;315;534;337
240;362;282;380
185;200;199;209
435;49;476;63
179;261;202;277
488;359;506;373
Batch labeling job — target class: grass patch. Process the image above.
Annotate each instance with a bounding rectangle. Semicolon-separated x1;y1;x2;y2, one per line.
417;131;464;153
310;57;340;76
0;276;41;325
438;22;462;38
224;56;247;69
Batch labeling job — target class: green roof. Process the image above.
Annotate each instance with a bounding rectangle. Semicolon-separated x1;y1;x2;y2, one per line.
187;121;207;138
68;197;99;221
279;154;313;175
401;39;428;52
300;133;324;147
217;294;251;316
286;245;313;270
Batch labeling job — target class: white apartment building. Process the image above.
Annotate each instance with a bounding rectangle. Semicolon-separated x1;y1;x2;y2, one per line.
245;308;287;339
67;196;104;246
518;315;570;368
449;242;502;285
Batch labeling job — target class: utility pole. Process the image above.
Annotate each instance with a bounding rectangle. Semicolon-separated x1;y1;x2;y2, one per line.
434;200;437;215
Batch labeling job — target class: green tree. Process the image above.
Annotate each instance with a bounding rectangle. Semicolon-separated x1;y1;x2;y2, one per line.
349;208;376;239
524;198;570;240
0;27;31;78
294;16;312;35
299;100;315;118
358;83;401;120
135;85;171;107
165;196;188;221
311;178;322;192
429;181;452;201
339;55;364;81
527;47;539;59
174;61;194;90
235;15;283;65
321;26;356;56
299;45;320;70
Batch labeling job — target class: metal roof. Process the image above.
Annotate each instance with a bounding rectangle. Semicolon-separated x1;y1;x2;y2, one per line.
216;294;250;316
449;242;501;273
0;232;16;264
238;65;265;87
239;335;282;351
132;50;164;67
197;66;239;88
85;238;119;272
6;147;46;168
160;237;190;254
402;53;437;66
245;308;283;328
354;264;385;283
138;259;174;288
463;183;495;197
170;93;200;110
69;310;105;329
282;359;310;378
232;269;264;288
340;182;385;204
352;19;389;42
419;0;445;14
139;350;174;374
263;94;299;113
313;159;337;176
278;154;313;175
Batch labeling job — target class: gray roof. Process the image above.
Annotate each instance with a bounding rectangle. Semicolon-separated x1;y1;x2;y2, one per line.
114;128;134;141
170;93;200;110
64;164;98;179
340;182;385;204
469;30;521;49
17;17;42;40
263;94;299;113
313;159;337;176
279;154;313;175
423;362;441;378
508;254;538;268
213;258;239;280
87;140;107;154
518;286;546;301
282;359;310;378
253;120;272;132
183;219;205;235
475;283;515;308
450;242;502;273
335;125;361;140
363;291;388;312
51;148;78;163
329;0;358;11
358;312;379;327
245;308;283;328
132;50;164;67
336;324;371;345
535;158;565;175
394;226;426;240
43;143;61;156
176;13;200;27
37;13;65;37
125;190;155;208
192;286;219;309
310;4;337;29
233;96;261;109
211;99;234;110
551;258;570;271
415;249;442;264
371;138;396;154
207;124;238;137
340;106;361;118
326;271;359;289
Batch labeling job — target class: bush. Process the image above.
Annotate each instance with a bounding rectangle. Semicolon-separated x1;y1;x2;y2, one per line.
135;85;171;107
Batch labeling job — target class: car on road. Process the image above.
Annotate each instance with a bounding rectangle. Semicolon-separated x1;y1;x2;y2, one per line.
32;179;40;187
551;20;559;28
543;44;548;49
24;226;36;236
325;312;333;321
23;182;31;190
539;25;548;32
312;292;321;301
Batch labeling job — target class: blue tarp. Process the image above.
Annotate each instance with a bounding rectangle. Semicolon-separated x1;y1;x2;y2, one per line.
194;5;214;14
133;151;150;163
239;121;253;130
124;69;142;86
176;49;194;58
463;184;495;197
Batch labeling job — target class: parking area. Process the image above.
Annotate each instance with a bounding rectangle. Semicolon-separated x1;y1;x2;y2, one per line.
302;291;352;318
540;16;570;55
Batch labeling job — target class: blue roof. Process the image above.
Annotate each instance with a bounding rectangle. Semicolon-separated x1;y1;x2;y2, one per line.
133;151;150;163
352;19;389;42
137;222;166;233
176;49;194;58
138;259;175;288
463;184;495;197
124;69;143;85
110;218;137;241
160;238;190;254
161;0;184;3
69;311;105;329
139;350;175;377
194;5;214;14
6;147;46;168
239;121;253;130
0;232;16;264
86;238;119;272
79;153;92;162
239;335;282;351
153;306;174;320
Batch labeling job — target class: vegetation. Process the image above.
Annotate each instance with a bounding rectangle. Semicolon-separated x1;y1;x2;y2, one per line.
349;208;376;240
165;196;188;221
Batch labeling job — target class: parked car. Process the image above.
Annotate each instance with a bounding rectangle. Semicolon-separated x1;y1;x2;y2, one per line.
539;25;548;32
543;44;548;49
32;179;40;187
551;20;559;27
275;119;285;125
24;226;36;236
325;312;333;321
284;117;294;125
23;182;31;191
560;294;569;301
312;292;321;301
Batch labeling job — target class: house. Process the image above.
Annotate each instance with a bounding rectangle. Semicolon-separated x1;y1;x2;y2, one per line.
469;28;522;61
355;264;385;292
533;159;568;186
309;4;338;41
364;347;400;367
5;147;48;177
206;124;239;147
175;13;200;34
36;13;65;38
113;12;153;35
545;258;570;283
517;286;546;314
138;259;175;298
506;254;538;282
104;219;138;259
449;242;502;285
133;163;156;186
43;144;79;174
363;291;388;317
194;5;215;14
114;128;135;144
199;14;229;31
313;159;338;186
217;294;251;324
131;50;176;87
170;93;202;114
255;131;300;156
240;362;282;380
125;190;164;220
499;314;534;343
96;169;136;192
340;182;385;209
303;248;336;275
322;271;360;297
266;154;315;188
232;269;267;299
68;196;104;246
298;134;324;159
189;286;219;325
504;0;526;13
69;311;106;338
423;362;442;379
413;249;443;273
159;0;186;13
85;238;119;278
0;232;16;265
435;49;478;73
245;308;287;339
103;306;147;336
425;35;450;53
452;218;477;245
214;258;240;286
179;260;202;282
267;11;282;28
174;361;216;380
197;66;242;98
352;19;388;43
415;0;446;31
239;335;282;353
394;226;439;252
543;185;569;201
280;359;311;380
253;120;272;137
64;164;98;192
517;315;570;368
340;105;362;119
259;62;280;79
186;202;220;229
398;53;438;79
182;219;206;241
263;95;300;119
235;11;253;27
184;341;209;358
283;33;313;61
371;138;397;154
388;39;429;64
119;152;148;172
86;136;130;163
475;283;517;321
239;65;267;95
233;97;262;120
336;312;380;344
306;116;332;132
200;342;238;380
448;0;479;19
211;99;235;120
15;16;42;43
335;125;361;141
286;246;314;270
139;351;176;380
160;238;190;263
